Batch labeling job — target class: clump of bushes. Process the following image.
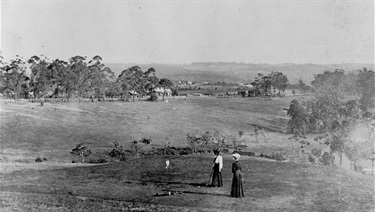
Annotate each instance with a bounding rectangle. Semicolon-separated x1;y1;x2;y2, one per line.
186;131;212;154
152;146;193;156
147;93;158;101
70;143;92;163
269;151;287;161
109;142;126;161
308;148;335;165
132;137;152;158
35;157;47;162
88;158;108;164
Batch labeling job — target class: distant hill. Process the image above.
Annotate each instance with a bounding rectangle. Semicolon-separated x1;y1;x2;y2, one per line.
106;62;374;84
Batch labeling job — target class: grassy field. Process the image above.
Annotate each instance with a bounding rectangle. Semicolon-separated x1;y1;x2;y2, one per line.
0;96;294;162
0;97;374;211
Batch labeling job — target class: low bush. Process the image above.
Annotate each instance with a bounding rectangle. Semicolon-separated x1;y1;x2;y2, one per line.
35;157;47;162
35;157;43;162
109;142;126;161
70;143;91;163
308;148;334;165
88;158;108;164
270;151;287;161
152;146;193;156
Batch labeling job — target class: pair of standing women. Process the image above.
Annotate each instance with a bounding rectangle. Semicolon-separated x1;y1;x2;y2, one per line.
211;149;244;198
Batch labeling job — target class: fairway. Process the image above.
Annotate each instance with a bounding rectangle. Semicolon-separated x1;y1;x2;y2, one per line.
0;97;291;163
0;97;374;211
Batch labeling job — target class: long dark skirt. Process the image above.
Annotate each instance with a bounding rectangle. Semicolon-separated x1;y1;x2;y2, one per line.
231;170;244;197
211;165;223;187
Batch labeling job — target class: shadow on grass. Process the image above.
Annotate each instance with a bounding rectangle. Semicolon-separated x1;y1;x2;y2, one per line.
138;180;209;187
155;189;229;197
179;190;229;197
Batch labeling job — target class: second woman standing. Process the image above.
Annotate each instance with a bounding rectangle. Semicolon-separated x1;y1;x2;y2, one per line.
211;148;223;187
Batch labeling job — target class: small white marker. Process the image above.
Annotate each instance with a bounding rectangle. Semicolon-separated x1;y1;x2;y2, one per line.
165;160;170;169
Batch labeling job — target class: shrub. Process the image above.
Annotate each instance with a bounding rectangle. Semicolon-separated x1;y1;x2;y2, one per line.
308;148;334;165
319;152;335;165
147;93;158;101
35;157;43;162
70;143;92;163
131;137;152;158
88;158;108;164
270;151;287;161
109;142;126;161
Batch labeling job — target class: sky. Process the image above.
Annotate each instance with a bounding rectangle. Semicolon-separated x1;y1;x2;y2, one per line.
1;0;374;64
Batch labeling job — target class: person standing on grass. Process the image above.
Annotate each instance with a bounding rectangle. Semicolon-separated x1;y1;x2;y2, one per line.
211;148;223;187
230;153;244;198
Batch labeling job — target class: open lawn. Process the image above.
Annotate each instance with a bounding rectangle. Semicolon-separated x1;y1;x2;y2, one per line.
0;155;373;211
0;97;374;211
0;97;293;162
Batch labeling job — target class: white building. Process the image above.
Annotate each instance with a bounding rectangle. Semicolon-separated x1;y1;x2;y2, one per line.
154;87;172;96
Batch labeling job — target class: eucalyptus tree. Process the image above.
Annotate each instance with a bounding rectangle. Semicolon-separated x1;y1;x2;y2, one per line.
355;68;375;109
68;55;91;100
0;56;28;99
158;78;173;101
287;99;309;134
144;67;159;100
270;71;288;97
117;66;144;101
47;59;70;100
87;55;114;101
28;55;55;99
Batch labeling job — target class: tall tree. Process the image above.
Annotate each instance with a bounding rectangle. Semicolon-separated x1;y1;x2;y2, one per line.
144;67;159;99
355;68;375;109
48;59;70;100
87;55;114;101
68;56;91;100
270;71;288;97
158;78;173;101
287;99;310;134
28;55;54;99
0;56;28;99
117;66;144;101
311;69;352;104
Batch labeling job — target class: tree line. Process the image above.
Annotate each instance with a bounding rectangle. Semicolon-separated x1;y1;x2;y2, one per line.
287;68;375;173
0;54;174;101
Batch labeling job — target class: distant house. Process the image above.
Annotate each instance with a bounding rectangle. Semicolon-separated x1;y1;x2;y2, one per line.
129;90;138;95
187;81;193;85
243;84;254;89
154;87;172;96
203;82;209;85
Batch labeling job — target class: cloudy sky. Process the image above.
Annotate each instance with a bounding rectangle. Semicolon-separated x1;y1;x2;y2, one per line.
1;0;374;64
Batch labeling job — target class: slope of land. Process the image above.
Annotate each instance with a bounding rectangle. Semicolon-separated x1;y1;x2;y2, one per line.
0;154;373;211
0;97;374;211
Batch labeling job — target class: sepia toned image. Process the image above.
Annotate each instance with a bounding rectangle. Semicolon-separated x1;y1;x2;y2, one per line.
0;0;374;211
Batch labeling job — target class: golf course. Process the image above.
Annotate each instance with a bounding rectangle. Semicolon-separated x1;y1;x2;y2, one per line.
0;96;374;211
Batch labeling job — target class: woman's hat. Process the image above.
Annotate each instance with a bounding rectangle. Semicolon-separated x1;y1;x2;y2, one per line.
232;153;241;160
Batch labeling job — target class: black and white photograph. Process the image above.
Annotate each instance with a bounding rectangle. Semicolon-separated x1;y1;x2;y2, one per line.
0;0;374;211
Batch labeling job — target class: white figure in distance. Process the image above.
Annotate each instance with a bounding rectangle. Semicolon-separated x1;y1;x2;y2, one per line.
165;160;170;169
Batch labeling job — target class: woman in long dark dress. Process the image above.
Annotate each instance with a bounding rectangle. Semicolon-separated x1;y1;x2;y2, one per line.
231;153;244;197
211;148;223;187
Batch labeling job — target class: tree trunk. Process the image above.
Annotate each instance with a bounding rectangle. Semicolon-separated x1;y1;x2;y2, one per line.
162;86;165;101
339;152;342;166
372;158;374;175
